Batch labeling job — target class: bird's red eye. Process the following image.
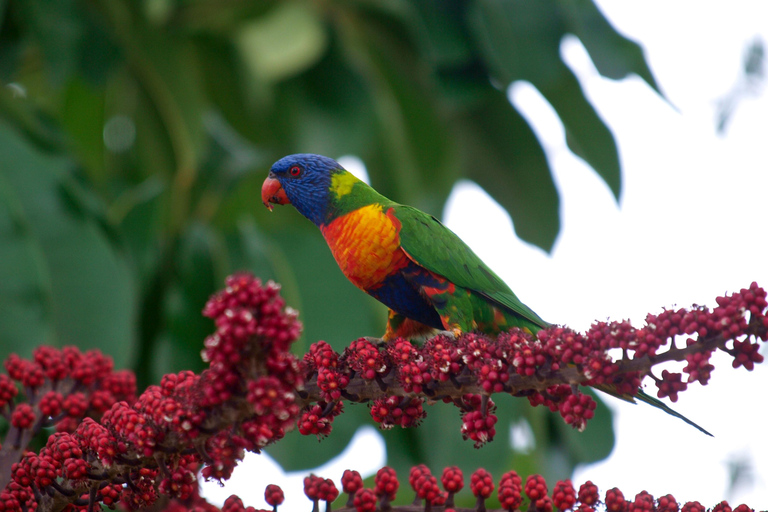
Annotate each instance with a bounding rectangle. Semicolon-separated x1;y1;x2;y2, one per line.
289;165;302;177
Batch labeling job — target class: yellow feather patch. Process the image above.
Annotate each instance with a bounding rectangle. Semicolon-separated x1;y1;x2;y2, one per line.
330;171;359;199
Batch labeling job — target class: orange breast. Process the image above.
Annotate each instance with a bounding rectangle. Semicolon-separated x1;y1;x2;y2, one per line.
320;205;409;291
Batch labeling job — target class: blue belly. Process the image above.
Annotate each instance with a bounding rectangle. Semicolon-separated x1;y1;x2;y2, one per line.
366;265;444;329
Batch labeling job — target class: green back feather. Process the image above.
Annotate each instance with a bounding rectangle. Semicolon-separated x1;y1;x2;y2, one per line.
393;205;548;330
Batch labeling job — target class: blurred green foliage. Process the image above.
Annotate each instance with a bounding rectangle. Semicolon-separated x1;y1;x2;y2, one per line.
0;0;659;485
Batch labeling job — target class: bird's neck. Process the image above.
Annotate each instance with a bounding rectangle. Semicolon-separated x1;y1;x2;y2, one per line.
321;170;393;226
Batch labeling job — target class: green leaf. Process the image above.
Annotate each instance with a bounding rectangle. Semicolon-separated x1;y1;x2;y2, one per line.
195;37;274;149
560;0;661;93
111;21;208;179
456;88;560;251
540;63;622;200
468;0;621;201
555;390;615;464
408;0;473;68
336;6;458;212
271;41;378;160
468;0;565;87
163;223;223;375
236;2;328;85
78;21;121;87
16;0;82;86
61;79;106;183
266;401;374;472
0;121;136;366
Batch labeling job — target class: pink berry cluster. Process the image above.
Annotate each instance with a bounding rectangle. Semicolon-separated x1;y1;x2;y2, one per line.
0;273;303;511
296;283;767;438
304;474;340;512
281;465;759;512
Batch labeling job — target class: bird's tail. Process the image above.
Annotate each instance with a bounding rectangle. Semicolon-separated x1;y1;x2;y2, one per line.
593;384;713;437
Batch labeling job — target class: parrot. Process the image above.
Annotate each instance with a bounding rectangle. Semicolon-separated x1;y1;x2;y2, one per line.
261;153;712;436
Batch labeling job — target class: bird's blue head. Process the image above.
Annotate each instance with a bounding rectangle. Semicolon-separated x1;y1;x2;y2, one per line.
262;153;342;226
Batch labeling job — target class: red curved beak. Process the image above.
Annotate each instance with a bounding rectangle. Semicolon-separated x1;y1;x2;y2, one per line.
261;176;289;211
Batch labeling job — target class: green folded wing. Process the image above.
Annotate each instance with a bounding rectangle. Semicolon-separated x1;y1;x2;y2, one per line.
393;205;548;330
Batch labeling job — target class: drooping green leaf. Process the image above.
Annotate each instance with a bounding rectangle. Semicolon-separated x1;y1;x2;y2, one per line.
158;222;223;380
195;36;274;150
76;4;122;86
468;0;621;201
456;88;560;251
540;63;621;201
0;121;136;366
271;41;378;161
560;0;661;93
468;0;565;87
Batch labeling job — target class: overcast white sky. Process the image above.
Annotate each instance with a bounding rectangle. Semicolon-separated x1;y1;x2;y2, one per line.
204;2;768;508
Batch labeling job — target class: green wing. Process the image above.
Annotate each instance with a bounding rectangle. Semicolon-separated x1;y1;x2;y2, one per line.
393;205;548;330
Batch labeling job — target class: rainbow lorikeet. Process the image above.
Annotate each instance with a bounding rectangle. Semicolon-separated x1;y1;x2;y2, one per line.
261;154;711;436
261;153;547;340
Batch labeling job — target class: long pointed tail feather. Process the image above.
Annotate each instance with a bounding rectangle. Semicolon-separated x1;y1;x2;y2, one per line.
592;384;713;437
634;389;713;437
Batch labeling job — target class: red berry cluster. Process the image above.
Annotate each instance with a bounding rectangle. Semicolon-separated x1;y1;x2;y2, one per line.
370;395;425;429
441;466;464;507
265;483;285;510
286;466;758;512
341;469;364;506
498;470;523;510
470;467;495;511
375;466;399;506
405;464;447;510
298;400;344;438
304;474;339;511
1;275;765;512
0;273;303;511
524;474;552;512
1;346;136;429
0;345;137;504
459;394;498;447
342;339;387;380
296;283;767;438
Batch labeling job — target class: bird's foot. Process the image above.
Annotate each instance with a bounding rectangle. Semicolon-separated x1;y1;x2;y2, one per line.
443;327;464;340
362;335;387;347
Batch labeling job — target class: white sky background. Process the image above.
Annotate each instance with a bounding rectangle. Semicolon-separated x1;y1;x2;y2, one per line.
203;2;768;508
